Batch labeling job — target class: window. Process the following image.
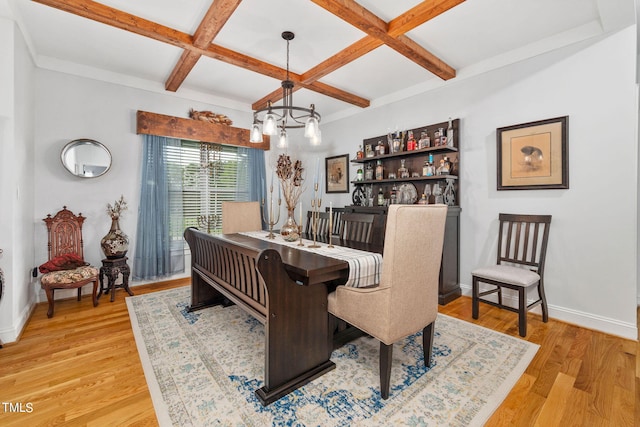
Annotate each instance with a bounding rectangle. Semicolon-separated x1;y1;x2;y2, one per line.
166;140;250;243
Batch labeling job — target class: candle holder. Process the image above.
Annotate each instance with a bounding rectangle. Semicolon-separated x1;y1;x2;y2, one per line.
297;225;304;247
261;183;281;239
327;212;334;249
307;182;322;248
197;214;219;234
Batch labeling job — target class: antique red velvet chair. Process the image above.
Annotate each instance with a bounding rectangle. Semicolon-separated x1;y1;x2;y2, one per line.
40;207;99;318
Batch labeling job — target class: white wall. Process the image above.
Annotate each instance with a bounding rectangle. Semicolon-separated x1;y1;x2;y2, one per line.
33;69;253;300
0;17;36;344
313;27;638;339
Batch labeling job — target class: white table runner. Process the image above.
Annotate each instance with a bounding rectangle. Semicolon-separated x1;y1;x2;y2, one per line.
239;231;382;288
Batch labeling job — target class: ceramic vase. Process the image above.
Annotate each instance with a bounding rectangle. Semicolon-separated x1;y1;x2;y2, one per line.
101;217;129;259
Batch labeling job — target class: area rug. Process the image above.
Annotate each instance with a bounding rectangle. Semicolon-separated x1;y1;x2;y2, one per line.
126;287;538;426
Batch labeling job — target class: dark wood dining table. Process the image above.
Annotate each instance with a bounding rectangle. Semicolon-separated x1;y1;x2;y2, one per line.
188;231;382;404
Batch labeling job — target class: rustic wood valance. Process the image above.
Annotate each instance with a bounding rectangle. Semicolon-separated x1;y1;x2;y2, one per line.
136;110;270;150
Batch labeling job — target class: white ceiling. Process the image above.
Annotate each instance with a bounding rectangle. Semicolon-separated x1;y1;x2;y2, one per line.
4;0;636;123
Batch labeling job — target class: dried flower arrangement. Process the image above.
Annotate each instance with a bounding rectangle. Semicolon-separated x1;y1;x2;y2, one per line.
276;154;304;211
189;109;233;125
106;195;127;220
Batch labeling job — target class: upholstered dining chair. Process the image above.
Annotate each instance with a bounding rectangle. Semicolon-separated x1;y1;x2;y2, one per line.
471;213;552;337
221;201;262;234
304;211;331;237
39;207;99;318
338;212;375;243
328;204;448;399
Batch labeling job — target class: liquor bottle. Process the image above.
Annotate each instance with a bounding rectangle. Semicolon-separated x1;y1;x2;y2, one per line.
390;184;397;204
398;159;409;179
377;140;385;156
357;145;364;159
447;118;454;148
365;163;374;180
418;130;430;149
442;156;451;175
427;153;435;177
377;187;385;206
422;160;429;177
375;160;384;180
438;127;446;146
418;194;428;205
406;130;417;151
356;167;364;181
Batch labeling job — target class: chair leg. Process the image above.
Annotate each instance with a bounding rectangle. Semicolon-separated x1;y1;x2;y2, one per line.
538;280;549;323
518;288;527;337
472;276;479;319
91;280;99;307
77;287;82;301
422;322;435;368
379;342;393;400
45;288;55;318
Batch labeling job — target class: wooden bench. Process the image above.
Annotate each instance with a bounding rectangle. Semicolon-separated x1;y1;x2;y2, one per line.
183;227;337;405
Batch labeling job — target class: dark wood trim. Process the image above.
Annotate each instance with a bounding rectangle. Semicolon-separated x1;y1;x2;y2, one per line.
136;110;270;150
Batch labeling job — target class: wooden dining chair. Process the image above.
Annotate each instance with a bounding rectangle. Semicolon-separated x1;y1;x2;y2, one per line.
338;213;375;243
471;213;552;337
326;206;346;236
39;207;99;318
304;211;331;237
221;201;262;233
328;205;448;399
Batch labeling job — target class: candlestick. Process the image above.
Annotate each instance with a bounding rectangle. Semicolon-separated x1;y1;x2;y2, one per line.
308;183;323;248
261;181;281;239
328;202;334;248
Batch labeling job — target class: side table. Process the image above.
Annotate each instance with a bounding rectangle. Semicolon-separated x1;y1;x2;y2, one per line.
99;257;134;302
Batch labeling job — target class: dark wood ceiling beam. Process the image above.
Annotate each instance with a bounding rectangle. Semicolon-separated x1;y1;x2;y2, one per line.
33;0;366;107
311;0;457;80
166;0;242;92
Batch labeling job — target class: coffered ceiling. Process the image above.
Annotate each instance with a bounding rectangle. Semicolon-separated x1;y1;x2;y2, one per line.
4;0;636;123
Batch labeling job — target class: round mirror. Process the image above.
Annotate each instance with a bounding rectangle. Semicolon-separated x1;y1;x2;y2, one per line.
61;139;112;178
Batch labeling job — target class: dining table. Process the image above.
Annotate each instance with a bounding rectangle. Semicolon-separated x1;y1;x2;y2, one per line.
186;229;383;404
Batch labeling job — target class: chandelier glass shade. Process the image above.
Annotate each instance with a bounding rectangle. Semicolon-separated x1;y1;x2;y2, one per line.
249;31;321;147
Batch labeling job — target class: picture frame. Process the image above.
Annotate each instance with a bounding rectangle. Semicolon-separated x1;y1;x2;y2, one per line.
325;154;350;193
497;116;569;190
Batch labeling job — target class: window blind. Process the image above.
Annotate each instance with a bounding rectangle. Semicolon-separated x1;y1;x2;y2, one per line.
165;140;250;242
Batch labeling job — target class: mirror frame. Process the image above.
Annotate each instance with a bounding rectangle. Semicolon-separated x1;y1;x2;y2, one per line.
60;138;112;178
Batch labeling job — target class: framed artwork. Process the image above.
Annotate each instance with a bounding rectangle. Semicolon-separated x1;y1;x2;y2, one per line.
497;116;569;190
325;154;350;193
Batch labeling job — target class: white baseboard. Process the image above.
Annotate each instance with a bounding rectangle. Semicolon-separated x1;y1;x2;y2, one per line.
459;284;638;341
0;295;36;344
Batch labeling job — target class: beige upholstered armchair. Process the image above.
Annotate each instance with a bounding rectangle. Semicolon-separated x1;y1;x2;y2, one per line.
328;204;447;399
221;201;262;234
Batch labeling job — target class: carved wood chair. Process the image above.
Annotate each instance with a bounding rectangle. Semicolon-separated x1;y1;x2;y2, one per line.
304;211;331;237
221;201;262;233
338;212;375;243
471;213;552;337
328;205;448;399
40;207;99;318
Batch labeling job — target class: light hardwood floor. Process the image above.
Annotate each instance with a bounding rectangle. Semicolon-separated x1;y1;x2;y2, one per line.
0;280;637;426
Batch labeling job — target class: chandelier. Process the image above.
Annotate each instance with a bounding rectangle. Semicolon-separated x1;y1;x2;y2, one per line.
249;31;321;147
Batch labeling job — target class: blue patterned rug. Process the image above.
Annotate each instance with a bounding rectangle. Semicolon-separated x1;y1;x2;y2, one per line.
126;287;538;426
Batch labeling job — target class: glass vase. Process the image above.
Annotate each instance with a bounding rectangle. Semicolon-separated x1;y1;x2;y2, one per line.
280;208;299;242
